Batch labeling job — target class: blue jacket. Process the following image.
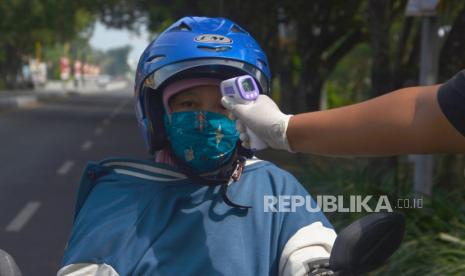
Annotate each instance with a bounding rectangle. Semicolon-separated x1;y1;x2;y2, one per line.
59;157;336;276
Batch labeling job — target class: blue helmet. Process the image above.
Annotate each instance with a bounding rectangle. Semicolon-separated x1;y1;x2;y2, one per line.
135;16;271;154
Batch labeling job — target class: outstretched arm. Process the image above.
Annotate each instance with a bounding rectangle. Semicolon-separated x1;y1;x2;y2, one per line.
222;72;465;156
287;85;465;156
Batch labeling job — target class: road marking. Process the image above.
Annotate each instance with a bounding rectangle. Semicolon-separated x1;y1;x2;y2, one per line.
57;160;75;175
118;100;129;109
81;140;93;151
109;110;118;119
5;201;41;232
110;100;129;117
113;106;122;114
94;127;104;136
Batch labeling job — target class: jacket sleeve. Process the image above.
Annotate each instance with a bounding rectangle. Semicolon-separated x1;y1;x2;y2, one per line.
278;221;336;276
438;70;465;137
273;171;336;276
57;263;119;276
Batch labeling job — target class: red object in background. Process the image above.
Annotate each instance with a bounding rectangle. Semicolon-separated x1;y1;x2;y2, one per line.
83;63;90;77
74;60;82;79
60;57;70;80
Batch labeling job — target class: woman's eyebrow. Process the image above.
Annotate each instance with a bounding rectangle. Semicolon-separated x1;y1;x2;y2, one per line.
171;92;195;103
176;91;197;100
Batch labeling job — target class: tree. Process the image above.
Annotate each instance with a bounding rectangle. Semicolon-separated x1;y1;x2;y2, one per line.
280;0;367;112
0;0;143;89
439;3;465;81
367;0;465;95
0;0;95;88
102;46;132;76
128;0;368;112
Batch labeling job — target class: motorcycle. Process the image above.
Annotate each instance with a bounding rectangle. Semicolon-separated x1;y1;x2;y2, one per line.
0;212;404;276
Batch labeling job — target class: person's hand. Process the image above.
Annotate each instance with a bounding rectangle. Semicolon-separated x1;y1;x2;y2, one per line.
221;95;293;151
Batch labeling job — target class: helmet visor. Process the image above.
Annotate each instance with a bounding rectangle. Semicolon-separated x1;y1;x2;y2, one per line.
143;58;270;94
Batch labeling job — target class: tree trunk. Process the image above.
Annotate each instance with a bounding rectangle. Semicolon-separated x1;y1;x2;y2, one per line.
294;63;324;113
303;78;324;112
0;43;23;89
278;48;295;113
368;0;393;96
392;17;415;89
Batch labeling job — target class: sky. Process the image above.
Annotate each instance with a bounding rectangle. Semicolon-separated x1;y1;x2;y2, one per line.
89;21;152;69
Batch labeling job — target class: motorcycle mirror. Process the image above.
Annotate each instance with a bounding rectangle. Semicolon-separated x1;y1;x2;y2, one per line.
0;249;22;276
329;212;405;275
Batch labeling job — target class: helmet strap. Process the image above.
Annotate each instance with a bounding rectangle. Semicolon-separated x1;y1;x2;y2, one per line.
166;142;251;209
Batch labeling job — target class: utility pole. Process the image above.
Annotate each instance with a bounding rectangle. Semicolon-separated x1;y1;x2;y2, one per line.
405;0;440;197
413;16;438;197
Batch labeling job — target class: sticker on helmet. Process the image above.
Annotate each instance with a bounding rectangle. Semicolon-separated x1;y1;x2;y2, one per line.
194;34;232;44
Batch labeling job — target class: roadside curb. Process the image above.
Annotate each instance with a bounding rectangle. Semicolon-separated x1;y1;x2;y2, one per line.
0;89;78;111
0;95;39;110
0;80;130;111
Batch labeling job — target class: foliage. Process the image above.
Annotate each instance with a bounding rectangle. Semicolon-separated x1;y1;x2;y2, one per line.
101;46;132;76
325;43;372;108
0;0;96;88
111;0;368;112
378;191;465;276
2;0;465;106
280;153;465;275
439;4;465;81
366;0;465;96
281;0;367;111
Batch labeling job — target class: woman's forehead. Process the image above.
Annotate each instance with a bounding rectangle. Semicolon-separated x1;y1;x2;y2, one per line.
173;85;221;99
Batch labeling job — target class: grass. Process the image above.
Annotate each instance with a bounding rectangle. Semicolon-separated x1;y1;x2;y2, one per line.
257;150;465;275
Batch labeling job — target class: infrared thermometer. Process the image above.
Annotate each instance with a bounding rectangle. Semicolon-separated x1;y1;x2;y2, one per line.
221;75;267;151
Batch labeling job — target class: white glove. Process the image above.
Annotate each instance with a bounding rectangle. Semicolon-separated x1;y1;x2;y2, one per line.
221;94;293;151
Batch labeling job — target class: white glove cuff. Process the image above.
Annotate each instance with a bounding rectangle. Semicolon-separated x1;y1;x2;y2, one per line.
281;114;294;152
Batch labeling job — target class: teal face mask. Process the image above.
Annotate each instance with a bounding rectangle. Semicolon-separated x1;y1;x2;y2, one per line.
164;111;239;173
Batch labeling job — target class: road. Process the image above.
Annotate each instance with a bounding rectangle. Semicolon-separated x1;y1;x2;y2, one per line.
0;88;146;275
